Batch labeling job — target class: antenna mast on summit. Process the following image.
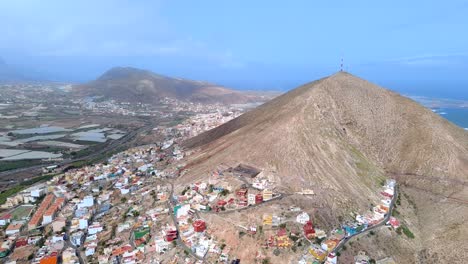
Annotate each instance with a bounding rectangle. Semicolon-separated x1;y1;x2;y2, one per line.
340;57;343;72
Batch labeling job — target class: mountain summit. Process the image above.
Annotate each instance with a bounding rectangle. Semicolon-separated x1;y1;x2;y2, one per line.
181;72;468;262
73;67;261;104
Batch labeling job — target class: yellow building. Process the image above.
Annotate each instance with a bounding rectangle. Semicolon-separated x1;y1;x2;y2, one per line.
262;189;273;201
263;214;272;225
276;236;291;248
309;246;327;262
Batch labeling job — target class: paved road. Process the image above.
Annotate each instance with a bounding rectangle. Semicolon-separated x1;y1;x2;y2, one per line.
388;172;468;186
331;184;398;255
65;224;86;264
166;180;205;262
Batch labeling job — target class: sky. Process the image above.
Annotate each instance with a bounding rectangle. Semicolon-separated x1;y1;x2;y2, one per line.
1;0;468;98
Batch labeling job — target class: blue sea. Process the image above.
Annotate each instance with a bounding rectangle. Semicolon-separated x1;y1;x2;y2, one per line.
432;108;468;130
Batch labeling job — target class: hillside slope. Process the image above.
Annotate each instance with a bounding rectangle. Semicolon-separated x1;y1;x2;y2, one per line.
73;67;263;104
181;72;468;262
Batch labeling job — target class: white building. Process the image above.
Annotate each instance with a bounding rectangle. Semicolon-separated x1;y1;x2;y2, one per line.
326;252;338;264
5;223;22;236
79;218;89;230
247;194;256;205
155;238;169;254
77;196;94;209
88;222;103;235
52;234;64;243
71;231;84;246
85;243;97;256
31;187;46;198
176;204;190;218
42;214;54;225
0;214;11;226
296;212;310;225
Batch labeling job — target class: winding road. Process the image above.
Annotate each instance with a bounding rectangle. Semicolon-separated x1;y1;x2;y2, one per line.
165;180;205;262
331;184;399;255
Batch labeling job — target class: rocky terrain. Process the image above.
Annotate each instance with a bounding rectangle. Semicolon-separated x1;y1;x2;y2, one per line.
181;72;468;263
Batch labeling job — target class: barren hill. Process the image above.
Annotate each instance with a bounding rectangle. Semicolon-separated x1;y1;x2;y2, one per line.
181;72;468;262
73;67;266;104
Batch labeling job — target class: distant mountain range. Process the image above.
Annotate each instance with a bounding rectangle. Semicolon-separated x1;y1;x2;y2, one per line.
0;57;48;84
73;67;274;104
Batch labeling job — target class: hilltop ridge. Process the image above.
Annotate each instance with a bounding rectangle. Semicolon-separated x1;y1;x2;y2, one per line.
180;72;468;263
73;66;268;104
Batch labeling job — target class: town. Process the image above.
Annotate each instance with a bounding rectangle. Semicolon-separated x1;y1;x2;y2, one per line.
0;108;402;264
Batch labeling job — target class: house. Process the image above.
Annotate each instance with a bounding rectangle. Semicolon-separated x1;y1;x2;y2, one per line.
237;198;248;207
42;197;65;225
296;212;310;225
28;236;42;245
0;247;10;258
252;179;268;190
0;214;12;226
235;188;248;198
31;185;47;197
327;252;338;264
193;220;206;232
321;239;339;252
248;226;257;235
5;222;23;236
155;238;169;254
0;240;12;253
303;221;315;239
85;243;97;256
71;231;84;246
255;193;263;204
263;215;272;226
117;221;132;233
39;253;58;264
52;217;66;233
88;222;103;235
28;193;55;230
15;236;28;248
262;189;273;201
3;195;22;209
247;194;256;205
97;203;111;215
309;245;327;262
272;215;281;227
62;247;79;264
344;225;358;236
74;208;88;218
217;200;227;207
276;235;291;248
388;217;400;229
42;212;54;225
77;196;94;209
79;218;89;230
52;234;64;243
164;226;178;242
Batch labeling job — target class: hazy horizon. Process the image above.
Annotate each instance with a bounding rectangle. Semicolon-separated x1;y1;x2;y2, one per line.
1;0;468;99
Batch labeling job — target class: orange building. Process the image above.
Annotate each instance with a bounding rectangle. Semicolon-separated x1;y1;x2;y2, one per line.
29;194;55;230
40;252;58;264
